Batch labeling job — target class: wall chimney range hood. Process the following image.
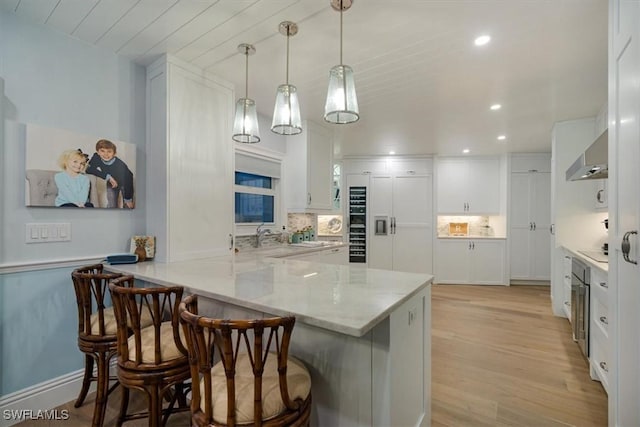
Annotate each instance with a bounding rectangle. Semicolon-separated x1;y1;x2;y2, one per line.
566;129;608;181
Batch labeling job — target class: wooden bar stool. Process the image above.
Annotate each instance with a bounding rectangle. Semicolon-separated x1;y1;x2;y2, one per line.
179;294;312;427
109;276;191;427
71;264;123;427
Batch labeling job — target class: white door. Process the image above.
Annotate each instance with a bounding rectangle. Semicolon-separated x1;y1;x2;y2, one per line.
436;159;467;213
610;0;640;423
531;173;551;280
510;173;533;279
466;158;500;214
436;239;470;284
392;175;433;274
471;240;506;285
369;175;393;270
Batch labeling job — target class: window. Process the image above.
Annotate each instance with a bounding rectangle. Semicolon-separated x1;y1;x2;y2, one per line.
235;172;274;223
234;152;281;227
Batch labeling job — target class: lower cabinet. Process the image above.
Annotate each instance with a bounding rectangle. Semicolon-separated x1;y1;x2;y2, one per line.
286;246;349;265
562;252;572;320
435;239;506;285
590;267;609;393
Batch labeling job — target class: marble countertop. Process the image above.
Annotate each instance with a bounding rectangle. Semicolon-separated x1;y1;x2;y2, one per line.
437;236;506;240
106;254;432;338
234;241;349;260
563;246;609;273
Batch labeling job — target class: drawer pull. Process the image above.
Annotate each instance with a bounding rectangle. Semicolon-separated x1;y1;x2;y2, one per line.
564;301;570;307
600;316;608;325
599;361;609;372
599;282;608;289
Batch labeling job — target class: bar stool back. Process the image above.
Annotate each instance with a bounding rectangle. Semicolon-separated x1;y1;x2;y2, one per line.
109;276;191;427
179;294;312;427
71;264;123;427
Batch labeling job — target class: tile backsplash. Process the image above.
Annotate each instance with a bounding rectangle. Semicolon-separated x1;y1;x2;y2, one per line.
437;216;495;237
287;213;316;233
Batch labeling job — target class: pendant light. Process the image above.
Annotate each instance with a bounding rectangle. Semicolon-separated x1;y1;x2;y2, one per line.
232;43;260;143
271;21;302;135
324;0;359;124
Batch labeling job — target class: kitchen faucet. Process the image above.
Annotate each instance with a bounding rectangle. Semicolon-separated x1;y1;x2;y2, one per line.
256;223;271;247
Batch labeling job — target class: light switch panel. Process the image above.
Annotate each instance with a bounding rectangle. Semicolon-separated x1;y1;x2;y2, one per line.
26;223;71;243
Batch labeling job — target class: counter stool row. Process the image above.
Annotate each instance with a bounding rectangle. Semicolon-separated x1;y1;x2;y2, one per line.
71;264;312;427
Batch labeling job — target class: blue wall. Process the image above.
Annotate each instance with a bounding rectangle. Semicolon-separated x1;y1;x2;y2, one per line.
0;10;146;396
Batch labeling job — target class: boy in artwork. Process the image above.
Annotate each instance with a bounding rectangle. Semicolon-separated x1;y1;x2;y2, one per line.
86;139;135;209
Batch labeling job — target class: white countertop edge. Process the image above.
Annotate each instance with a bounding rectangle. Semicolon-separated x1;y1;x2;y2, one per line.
107;258;433;338
562;246;609;273
437;236;506;240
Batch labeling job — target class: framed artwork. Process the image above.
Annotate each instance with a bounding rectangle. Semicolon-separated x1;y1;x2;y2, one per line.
25;123;137;209
130;236;156;260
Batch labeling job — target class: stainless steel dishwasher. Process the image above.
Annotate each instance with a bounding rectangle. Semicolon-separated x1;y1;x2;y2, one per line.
571;257;590;358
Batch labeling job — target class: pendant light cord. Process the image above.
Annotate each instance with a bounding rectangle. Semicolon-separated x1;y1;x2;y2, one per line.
339;0;343;65
286;28;290;85
244;47;249;99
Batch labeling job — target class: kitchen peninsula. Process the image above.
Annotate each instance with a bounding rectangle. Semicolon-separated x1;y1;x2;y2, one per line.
107;253;433;427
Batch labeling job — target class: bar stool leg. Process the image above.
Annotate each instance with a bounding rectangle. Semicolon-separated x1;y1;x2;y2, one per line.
75;354;94;407
92;352;110;427
148;385;161;427
116;386;129;427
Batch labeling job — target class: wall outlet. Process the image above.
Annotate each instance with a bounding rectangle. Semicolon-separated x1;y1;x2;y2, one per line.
25;223;71;243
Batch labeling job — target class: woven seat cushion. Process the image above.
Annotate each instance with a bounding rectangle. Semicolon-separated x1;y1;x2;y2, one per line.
89;305;154;335
127;321;186;363
201;353;311;424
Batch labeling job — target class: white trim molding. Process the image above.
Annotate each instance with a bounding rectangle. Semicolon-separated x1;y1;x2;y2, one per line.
0;256;107;275
0;369;90;427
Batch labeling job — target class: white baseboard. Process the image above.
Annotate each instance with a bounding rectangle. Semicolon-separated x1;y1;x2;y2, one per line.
0;369;95;427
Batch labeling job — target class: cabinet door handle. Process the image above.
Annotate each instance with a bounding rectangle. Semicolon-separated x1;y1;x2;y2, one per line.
472;242;475;249
468;242;472;250
600;361;609;372
533;222;536;230
307;193;312;206
564;301;571;307
599;316;608;325
599;282;608;289
621;230;638;264
597;189;604;203
229;234;234;250
530;222;533;231
550;224;555;235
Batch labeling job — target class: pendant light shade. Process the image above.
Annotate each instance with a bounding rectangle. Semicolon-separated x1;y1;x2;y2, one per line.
232;43;260;143
325;64;359;124
324;0;359;124
271;21;302;135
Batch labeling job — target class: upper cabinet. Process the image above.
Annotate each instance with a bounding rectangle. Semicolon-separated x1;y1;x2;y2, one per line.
285;120;334;211
436;157;501;214
146;55;235;262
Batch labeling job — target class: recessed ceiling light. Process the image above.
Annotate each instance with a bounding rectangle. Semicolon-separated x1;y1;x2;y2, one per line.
463;149;470;154
474;35;491;46
389;151;395;155
497;135;506;140
490;104;501;110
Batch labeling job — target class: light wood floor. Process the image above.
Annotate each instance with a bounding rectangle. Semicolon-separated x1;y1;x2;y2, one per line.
431;284;607;427
16;284;607;426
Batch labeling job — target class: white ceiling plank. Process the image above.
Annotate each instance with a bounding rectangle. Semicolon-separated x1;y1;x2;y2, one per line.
117;0;219;60
12;0;59;24
141;0;255;65
73;0;140;44
45;0;100;35
0;0;21;13
94;0;179;52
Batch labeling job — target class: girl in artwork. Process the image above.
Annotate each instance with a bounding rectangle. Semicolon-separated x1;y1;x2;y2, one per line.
54;149;94;208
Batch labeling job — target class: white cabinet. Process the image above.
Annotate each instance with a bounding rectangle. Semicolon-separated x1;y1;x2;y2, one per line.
594;180;608;209
590;267;609;393
435;239;506;285
436;157;501;214
509;155;551;281
562;252;572;320
285;120;333;211
146;55;234;262
369;173;433;274
343;157;432;175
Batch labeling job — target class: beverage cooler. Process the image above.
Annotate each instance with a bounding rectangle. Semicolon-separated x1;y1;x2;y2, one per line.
348;186;367;263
